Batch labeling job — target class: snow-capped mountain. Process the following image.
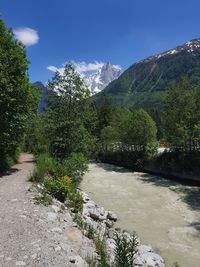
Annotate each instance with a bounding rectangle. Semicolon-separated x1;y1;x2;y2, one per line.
83;62;122;95
95;38;200;109
141;38;200;63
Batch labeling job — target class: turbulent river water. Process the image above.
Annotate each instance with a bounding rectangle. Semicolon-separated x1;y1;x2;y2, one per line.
80;162;200;267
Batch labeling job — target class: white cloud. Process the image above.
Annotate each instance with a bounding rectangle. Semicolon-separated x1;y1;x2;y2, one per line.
47;61;105;75
14;27;39;46
47;65;64;74
71;61;104;73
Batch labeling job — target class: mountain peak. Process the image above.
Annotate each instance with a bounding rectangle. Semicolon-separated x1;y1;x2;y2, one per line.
83;62;122;95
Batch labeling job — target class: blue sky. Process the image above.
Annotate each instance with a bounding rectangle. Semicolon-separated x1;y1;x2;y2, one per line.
1;0;200;83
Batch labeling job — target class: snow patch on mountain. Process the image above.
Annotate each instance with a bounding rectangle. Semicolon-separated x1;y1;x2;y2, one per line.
82;62;122;95
47;61;122;95
141;38;200;63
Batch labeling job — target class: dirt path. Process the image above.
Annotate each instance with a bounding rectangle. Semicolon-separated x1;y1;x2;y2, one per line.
0;154;93;267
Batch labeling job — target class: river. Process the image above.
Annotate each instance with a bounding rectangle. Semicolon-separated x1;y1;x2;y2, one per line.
80;162;200;267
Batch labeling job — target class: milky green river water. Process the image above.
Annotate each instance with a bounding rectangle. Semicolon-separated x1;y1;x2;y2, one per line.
80;163;200;267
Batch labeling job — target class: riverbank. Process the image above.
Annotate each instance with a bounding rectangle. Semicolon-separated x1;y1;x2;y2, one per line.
80;162;200;267
98;152;200;186
78;190;165;267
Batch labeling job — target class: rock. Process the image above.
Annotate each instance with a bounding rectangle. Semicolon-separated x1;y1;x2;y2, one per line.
54;245;61;252
107;211;117;221
81;192;90;203
47;212;57;222
16;261;26;266
88;208;101;220
74;255;87;267
138;245;165;267
69;256;76;263
51;227;63;234
138;245;154;254
31;254;37;259
51;205;60;213
105;219;113;228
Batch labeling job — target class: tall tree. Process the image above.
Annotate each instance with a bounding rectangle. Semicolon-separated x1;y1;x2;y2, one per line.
163;80;200;151
46;64;95;159
0;18;38;170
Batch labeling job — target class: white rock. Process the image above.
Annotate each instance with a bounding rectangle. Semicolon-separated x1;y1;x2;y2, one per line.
107;211;117;221
47;212;57;222
16;261;26;266
51;205;60;213
54;245;61;252
51;227;63;234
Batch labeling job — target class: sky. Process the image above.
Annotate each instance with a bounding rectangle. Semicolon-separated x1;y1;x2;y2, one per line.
0;0;200;83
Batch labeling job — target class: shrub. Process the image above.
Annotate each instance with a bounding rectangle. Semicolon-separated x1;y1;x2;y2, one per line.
114;232;138;267
31;154;57;182
94;239;110;267
44;176;73;202
56;153;88;183
172;263;180;267
67;189;84;212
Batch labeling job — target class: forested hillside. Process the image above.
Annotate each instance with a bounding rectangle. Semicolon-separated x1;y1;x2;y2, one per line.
95;39;200;109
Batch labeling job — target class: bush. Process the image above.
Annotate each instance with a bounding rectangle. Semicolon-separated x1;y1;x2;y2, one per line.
44;176;73;203
31;154;57;182
0;147;21;172
114;232;138;267
56;153;88;183
67;189;84;212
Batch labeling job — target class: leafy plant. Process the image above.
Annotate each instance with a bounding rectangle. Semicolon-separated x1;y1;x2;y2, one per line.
67;189;83;212
57;153;88;182
44;176;73;202
31;154;57;182
171;262;180;267
94;239;110;267
114;232;138;267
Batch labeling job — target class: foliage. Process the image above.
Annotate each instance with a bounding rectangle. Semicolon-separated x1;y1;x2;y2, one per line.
95;239;110;267
98;107;158;157
56;153;88;183
23;114;49;155
121;109;157;148
163;79;200;151
114;232;138;267
44;176;73;203
94;44;200;109
0;18;39;171
67;189;83;212
31;154;57;182
34;193;53;206
95;93;114;136
171;263;180;267
46;64;95;159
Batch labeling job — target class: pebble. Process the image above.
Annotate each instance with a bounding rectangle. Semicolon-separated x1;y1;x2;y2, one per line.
16;261;26;266
69;256;76;263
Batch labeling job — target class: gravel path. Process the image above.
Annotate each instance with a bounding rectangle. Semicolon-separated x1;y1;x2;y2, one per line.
0;154;93;267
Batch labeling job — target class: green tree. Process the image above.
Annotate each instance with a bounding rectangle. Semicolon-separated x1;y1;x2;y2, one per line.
95;93;114;136
0;18;38;170
122;109;157;150
163;80;200;151
46;64;95;159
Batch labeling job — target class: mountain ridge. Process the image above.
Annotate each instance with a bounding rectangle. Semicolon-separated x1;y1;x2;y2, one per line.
95;38;200;109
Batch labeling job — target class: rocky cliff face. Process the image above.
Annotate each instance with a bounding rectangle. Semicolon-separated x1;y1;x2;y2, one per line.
83;62;122;95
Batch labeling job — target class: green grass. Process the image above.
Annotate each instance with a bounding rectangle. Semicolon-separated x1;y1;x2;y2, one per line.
30;153;57;182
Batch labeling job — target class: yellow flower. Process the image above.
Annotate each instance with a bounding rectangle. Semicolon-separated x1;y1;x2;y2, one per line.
62;175;73;188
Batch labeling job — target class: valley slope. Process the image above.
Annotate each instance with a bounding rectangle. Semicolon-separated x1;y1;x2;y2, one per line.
95;39;200;109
